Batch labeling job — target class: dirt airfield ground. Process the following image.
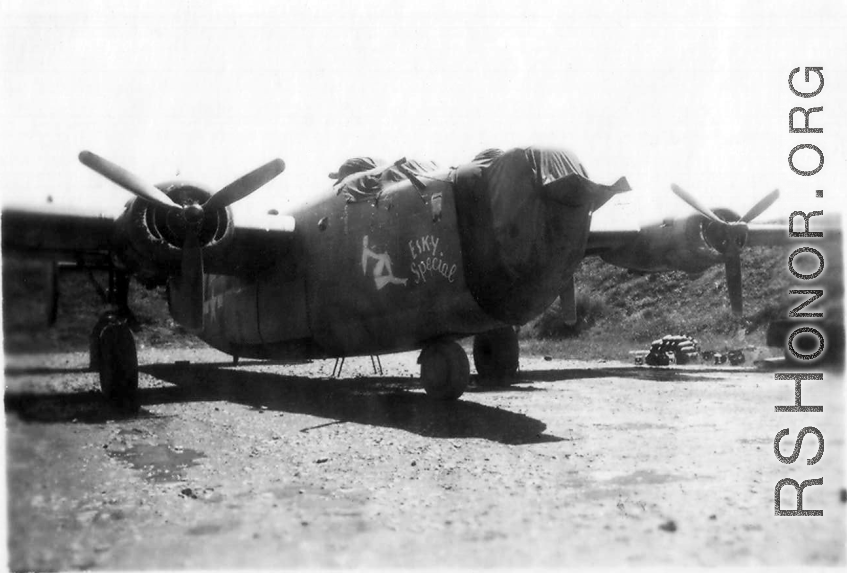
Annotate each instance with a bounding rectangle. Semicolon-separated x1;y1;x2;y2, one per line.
4;346;845;569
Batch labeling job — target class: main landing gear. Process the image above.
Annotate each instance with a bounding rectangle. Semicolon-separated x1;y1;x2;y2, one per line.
473;326;519;386
417;327;520;399
418;340;470;400
89;310;140;412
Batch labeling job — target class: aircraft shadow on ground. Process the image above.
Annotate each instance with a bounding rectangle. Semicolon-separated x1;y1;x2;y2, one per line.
5;364;563;446
5;389;142;425
3;365;93;376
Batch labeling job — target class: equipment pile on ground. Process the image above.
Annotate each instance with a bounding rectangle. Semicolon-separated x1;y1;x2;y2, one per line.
644;334;699;366
632;335;748;367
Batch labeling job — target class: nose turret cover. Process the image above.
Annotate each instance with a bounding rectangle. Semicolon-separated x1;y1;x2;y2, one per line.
453;146;610;323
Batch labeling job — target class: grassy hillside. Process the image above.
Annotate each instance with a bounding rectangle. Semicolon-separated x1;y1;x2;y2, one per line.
2;247;795;358
522;246;793;360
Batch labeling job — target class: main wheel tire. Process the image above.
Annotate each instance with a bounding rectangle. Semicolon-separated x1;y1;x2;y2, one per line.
98;321;140;412
89;311;121;372
473;327;519;385
419;341;470;400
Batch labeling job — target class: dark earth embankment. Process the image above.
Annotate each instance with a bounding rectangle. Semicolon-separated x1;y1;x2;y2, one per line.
522;246;797;360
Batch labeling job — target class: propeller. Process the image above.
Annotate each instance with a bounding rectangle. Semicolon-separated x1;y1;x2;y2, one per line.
80;151;285;214
670;184;780;316
79;151;285;330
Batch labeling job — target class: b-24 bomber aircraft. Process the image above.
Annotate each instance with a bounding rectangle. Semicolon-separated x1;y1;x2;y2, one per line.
2;146;784;410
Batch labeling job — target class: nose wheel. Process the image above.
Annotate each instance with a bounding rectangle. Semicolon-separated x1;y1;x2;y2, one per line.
418;340;470;400
473;326;519;386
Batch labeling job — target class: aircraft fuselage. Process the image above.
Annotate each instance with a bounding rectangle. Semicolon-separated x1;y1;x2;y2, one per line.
182;147;597;360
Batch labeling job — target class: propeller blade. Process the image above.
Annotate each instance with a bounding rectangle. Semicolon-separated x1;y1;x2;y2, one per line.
205;158;286;210
670;184;725;225
79;151;181;209
177;231;205;331
740;189;780;223
724;252;743;315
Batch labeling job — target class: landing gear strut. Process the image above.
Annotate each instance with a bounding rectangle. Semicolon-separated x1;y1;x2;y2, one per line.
89;311;139;412
473;326;519;386
418;340;470;400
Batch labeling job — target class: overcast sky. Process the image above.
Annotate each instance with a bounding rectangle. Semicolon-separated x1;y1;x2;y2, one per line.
1;0;844;225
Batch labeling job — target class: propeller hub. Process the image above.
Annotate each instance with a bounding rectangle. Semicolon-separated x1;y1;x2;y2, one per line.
728;223;749;251
184;203;205;225
703;218;748;255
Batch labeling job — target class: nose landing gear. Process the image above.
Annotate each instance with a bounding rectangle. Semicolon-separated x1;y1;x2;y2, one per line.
473;326;519;386
418;340;470;400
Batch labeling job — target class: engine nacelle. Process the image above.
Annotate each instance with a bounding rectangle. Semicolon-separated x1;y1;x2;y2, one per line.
598;208;741;273
113;181;234;284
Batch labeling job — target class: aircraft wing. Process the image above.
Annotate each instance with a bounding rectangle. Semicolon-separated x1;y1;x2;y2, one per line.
583;203;840;316
586;222;807;255
745;223;788;247
4;152;294;331
2;202;298;275
585;187;841;264
585;192;641;255
584;228;640;253
744;221;842;247
1;205;119;266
